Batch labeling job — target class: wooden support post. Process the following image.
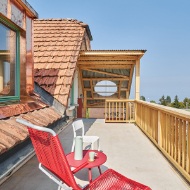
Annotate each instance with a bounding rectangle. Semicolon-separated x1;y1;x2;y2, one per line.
135;59;140;100
84;90;87;118
186;121;190;173
158;111;162;147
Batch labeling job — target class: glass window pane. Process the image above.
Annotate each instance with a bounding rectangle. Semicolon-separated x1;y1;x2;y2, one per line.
94;80;117;97
0;22;16;96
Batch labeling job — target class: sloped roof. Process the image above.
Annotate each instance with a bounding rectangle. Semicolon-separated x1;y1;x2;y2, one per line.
0;106;62;155
0;100;46;119
33;19;91;106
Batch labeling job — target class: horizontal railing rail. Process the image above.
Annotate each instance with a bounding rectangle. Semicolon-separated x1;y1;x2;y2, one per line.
135;100;190;183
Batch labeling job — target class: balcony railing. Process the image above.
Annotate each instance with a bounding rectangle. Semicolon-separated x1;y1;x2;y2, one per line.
105;99;190;183
105;99;135;122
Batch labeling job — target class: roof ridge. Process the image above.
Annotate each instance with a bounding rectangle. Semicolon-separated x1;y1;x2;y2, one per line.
34;18;85;25
34;18;92;40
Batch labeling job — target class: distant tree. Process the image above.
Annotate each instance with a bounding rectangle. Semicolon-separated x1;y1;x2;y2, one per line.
183;97;190;109
159;95;167;106
140;96;146;101
179;102;185;109
150;100;156;103
166;96;171;104
171;95;180;108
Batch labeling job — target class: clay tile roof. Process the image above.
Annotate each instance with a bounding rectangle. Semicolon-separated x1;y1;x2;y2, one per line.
0;107;62;155
0;101;47;119
33;19;92;107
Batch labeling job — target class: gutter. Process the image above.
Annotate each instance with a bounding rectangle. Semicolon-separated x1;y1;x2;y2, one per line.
0;150;35;185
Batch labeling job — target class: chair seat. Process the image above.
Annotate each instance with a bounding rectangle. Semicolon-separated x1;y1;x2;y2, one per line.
85;169;151;190
83;136;99;143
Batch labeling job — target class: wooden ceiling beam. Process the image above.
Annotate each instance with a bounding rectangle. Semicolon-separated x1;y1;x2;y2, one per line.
78;60;136;64
81;68;129;79
78;65;132;69
93;91;118;94
94;85;119;87
78;57;138;61
79;51;145;57
82;77;129;81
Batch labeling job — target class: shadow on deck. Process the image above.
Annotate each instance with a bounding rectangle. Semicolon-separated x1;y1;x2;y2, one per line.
0;119;189;190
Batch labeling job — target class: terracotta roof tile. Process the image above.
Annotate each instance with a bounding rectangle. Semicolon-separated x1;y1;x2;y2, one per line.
56;77;64;85
59;85;70;95
33;19;90;106
0;144;6;154
51;63;63;69
0;102;47;119
0;130;17;151
0;121;27;141
56;94;68;106
54;85;62;95
58;69;67;76
48;85;56;95
59;62;69;69
0;107;62;155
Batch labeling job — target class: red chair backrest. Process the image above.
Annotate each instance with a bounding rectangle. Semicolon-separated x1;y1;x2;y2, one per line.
28;127;81;190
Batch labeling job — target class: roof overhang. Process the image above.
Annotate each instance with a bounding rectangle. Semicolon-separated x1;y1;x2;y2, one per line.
77;50;146;107
14;0;38;18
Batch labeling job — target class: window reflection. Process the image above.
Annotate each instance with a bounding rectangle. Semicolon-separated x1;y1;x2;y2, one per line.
0;22;16;96
0;0;7;16
11;4;23;28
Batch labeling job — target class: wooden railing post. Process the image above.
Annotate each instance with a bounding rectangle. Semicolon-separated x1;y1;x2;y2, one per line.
158;110;162;147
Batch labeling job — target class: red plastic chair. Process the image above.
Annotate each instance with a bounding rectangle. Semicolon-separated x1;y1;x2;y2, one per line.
16;118;151;190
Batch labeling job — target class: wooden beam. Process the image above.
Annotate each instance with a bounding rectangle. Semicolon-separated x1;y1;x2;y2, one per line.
84;88;91;91
79;51;146;56
78;56;139;61
78;64;132;69
93;91;118;94
82;68;129;79
118;81;121;99
121;88;128;91
78;60;136;64
90;80;94;99
128;65;134;96
135;59;140;100
82;77;129;81
86;97;108;100
94;85;119;87
87;101;105;106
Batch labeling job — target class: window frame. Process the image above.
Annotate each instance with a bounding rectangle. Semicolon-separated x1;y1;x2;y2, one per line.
0;16;20;102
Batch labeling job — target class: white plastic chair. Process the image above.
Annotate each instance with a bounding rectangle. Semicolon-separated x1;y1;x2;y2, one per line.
71;119;100;152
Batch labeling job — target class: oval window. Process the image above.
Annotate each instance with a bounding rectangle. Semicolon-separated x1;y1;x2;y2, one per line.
94;80;117;96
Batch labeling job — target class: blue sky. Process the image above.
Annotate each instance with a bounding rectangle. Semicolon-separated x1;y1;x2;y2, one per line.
27;0;190;102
